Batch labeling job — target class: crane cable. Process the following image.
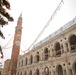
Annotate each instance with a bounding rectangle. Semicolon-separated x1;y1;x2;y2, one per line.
21;0;64;53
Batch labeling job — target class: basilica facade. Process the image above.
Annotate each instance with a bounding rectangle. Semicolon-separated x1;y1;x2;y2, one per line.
16;16;76;75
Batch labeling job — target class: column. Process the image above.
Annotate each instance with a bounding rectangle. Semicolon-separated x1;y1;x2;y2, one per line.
62;41;67;53
63;70;67;75
67;41;71;52
66;63;71;75
51;66;54;75
72;68;74;75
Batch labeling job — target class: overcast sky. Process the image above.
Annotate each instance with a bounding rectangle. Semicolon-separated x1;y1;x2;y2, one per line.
0;0;76;66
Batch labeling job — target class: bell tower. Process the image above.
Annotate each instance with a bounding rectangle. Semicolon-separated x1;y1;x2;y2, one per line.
9;13;22;75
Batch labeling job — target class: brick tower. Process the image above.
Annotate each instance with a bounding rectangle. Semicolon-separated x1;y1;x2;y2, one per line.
9;13;22;75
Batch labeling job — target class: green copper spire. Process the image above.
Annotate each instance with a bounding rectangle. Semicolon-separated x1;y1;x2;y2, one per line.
19;12;22;19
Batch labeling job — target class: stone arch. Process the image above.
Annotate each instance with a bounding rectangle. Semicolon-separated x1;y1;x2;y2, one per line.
36;68;39;75
36;52;40;62
29;70;32;75
0;71;1;75
20;71;22;75
44;47;49;60
25;57;28;65
54;42;61;56
56;65;63;75
17;72;19;75
21;59;23;66
30;55;33;64
68;34;76;51
24;70;27;75
44;67;49;75
72;61;76;75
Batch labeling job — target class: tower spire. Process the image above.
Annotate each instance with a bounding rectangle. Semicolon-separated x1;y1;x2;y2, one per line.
19;12;22;19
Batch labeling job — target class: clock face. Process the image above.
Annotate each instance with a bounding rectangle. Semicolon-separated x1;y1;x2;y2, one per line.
15;41;20;46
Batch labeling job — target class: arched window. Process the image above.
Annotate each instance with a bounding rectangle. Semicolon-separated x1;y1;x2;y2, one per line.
30;55;33;64
44;48;49;60
57;65;63;75
24;71;27;75
21;59;23;66
29;70;32;75
69;34;76;52
73;62;76;75
36;69;39;75
25;57;28;65
44;67;49;75
0;71;1;75
20;72;22;75
74;63;76;75
36;52;40;62
55;42;61;56
17;72;19;75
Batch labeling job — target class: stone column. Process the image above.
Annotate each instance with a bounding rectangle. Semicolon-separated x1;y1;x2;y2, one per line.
8;71;11;75
63;70;67;75
72;68;74;75
66;63;71;75
67;41;71;52
62;40;67;53
51;66;54;75
41;51;43;61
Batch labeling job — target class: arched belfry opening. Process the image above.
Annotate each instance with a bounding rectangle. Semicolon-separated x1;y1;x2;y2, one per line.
69;34;76;52
57;65;63;75
55;42;61;56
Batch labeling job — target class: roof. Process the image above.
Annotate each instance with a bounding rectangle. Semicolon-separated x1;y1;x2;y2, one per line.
32;16;76;49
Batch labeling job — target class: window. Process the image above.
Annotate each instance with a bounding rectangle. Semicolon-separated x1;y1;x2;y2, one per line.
36;52;40;62
30;55;33;64
24;71;27;75
21;59;23;66
29;70;32;75
25;57;28;65
44;48;49;60
69;34;76;52
65;43;69;52
57;65;63;75
55;42;61;56
36;69;39;75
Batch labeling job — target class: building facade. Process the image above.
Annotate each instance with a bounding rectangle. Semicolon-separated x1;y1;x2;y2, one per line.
2;59;10;75
16;17;76;75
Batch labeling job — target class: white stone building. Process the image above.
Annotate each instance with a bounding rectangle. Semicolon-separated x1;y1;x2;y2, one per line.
16;17;76;75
